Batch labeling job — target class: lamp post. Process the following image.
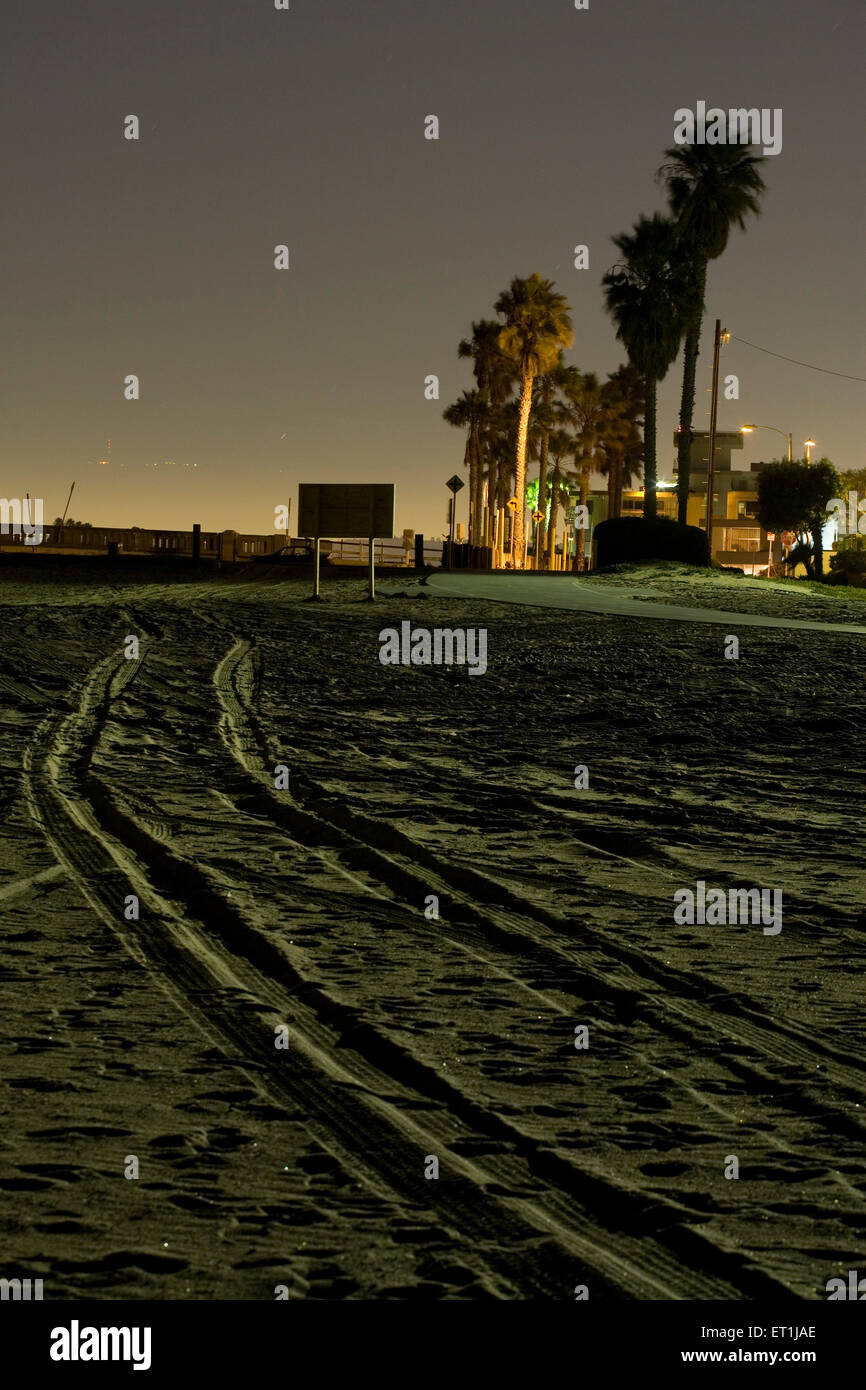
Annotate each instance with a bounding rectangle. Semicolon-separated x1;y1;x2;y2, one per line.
804;438;816;467
739;424;793;461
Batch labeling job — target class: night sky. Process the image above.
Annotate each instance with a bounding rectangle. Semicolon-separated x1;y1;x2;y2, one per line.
3;0;863;538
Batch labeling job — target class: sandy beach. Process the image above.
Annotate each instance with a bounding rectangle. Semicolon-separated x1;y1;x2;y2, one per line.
2;561;865;1300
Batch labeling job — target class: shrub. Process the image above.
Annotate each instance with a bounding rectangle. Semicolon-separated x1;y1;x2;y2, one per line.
594;516;710;568
830;549;866;574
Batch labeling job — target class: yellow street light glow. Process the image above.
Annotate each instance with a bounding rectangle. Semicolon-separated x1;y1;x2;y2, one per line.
739;425;755;433
805;439;816;447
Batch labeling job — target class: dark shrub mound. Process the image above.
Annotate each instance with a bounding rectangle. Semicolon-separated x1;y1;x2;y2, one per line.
830;549;866;574
594;516;710;569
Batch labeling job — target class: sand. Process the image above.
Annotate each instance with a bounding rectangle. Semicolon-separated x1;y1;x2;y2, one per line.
1;560;865;1300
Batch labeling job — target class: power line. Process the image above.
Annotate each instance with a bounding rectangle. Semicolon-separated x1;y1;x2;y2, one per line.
730;335;866;383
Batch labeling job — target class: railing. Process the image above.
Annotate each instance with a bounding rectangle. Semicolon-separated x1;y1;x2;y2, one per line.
323;538;442;567
0;530;444;566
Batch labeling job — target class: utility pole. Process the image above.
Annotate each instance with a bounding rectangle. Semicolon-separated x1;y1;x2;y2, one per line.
705;321;729;564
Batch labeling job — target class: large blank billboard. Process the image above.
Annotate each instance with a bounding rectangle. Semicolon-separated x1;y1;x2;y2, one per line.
297;483;395;537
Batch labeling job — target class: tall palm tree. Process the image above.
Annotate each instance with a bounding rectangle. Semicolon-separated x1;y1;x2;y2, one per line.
442;389;488;538
529;361;565;567
598;364;645;517
658;143;766;522
458;320;515;544
485;400;520;566
494;274;574;568
565;371;631;569
544;426;575;569
602;215;697;520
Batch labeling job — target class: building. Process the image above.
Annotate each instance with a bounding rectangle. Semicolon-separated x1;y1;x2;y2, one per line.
584;432;806;575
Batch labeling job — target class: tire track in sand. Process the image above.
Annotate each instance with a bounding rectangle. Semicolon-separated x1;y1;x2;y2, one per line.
24;643;746;1300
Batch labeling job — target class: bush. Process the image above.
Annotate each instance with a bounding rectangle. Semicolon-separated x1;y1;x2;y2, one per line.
830;549;866;574
594;516;710;569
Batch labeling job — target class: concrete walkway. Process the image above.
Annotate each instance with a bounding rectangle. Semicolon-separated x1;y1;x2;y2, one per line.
418;572;866;636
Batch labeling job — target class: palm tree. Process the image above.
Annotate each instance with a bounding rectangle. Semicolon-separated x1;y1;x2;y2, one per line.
443;389;488;539
565;371;631;569
494;274;574;568
544;427;575;569
458;320;515;545
598;364;645;517
602;215;697;520
529;362;565;567
658;144;766;522
485;400;520;566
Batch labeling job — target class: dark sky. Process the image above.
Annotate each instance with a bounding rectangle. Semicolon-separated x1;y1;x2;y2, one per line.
3;0;863;538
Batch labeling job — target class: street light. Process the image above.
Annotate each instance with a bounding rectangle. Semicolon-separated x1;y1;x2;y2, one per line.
739;424;793;462
804;438;816;466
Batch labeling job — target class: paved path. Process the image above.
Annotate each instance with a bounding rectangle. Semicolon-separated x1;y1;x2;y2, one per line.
415;572;866;635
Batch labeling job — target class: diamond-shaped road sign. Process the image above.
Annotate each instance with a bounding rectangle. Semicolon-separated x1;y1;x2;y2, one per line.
532;509;544;523
446;474;465;493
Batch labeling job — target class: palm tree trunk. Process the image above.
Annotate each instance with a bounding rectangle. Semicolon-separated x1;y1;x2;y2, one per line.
514;371;533;568
644;375;658;521
607;455;617;517
576;464;590;568
536;433;550;569
675;261;707;524
466;429;478;548
471;431;485;549
547;462;562;568
610;455;621;516
492;468;500;555
811;516;824;582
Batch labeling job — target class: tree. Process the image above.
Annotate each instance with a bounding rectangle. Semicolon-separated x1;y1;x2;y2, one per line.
484;400;520;565
756;457;841;580
544;428;575;568
658;143;766;523
835;468;866;552
565;370;631;569
602;215;697;520
837;467;866;495
457;320;515;545
531;356;572;566
597;364;645;518
443;389;488;544
495;274;574;568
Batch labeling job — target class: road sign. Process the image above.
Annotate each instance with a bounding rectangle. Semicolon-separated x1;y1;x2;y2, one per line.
446;474;465;493
506;497;518;512
766;532;775;542
532;509;544;523
564;506;576;524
